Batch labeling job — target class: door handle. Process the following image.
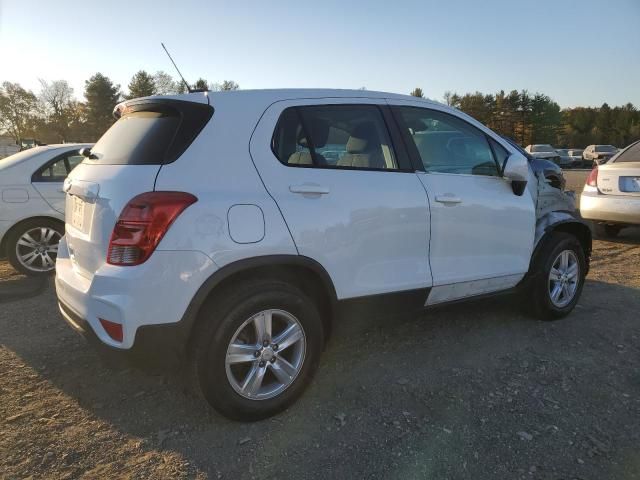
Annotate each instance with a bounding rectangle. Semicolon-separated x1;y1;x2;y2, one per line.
435;194;462;204
289;184;330;195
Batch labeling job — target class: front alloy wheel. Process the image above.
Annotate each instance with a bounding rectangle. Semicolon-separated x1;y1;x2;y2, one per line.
548;250;579;308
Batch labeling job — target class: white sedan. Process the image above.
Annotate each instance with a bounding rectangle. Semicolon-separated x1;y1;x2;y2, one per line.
0;144;91;275
580;140;640;237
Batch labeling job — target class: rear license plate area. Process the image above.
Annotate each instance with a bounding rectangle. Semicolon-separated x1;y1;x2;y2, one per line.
619;177;640;193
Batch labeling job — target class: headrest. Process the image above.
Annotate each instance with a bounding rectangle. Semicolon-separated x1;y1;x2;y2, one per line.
297;117;330;149
346;122;379;154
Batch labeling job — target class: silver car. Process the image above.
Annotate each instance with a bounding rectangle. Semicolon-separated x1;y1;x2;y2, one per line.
582;144;618;167
525;144;561;165
580;140;640;237
555;148;583;168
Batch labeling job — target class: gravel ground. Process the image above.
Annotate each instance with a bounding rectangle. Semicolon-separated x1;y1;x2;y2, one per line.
1;171;639;479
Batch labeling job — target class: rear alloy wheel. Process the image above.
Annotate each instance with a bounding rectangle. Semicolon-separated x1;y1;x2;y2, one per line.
225;309;306;400
7;219;63;276
190;280;324;421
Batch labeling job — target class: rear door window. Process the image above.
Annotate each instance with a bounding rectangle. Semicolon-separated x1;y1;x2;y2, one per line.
272;105;400;170
89;101;213;165
32;150;82;182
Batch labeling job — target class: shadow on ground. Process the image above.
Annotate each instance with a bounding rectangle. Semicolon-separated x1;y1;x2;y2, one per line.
1;273;639;479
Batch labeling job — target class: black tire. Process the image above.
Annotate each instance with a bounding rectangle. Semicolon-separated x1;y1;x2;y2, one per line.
595;223;622;238
189;280;324;421
6;218;64;276
525;232;587;321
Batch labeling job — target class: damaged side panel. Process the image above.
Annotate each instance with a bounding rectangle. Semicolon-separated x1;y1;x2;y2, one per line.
533;171;585;248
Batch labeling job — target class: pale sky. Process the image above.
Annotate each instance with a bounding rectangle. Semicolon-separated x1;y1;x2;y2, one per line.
1;0;639;108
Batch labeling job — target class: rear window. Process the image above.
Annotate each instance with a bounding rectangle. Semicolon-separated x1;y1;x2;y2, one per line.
89;101;213;165
613;141;640;163
531;145;555;152
595;145;616;153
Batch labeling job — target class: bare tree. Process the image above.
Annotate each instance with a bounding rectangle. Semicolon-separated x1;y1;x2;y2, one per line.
39;79;75;142
211;80;240;91
152;71;179;95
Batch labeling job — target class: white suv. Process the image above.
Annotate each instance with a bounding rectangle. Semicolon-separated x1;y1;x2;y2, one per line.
56;90;591;420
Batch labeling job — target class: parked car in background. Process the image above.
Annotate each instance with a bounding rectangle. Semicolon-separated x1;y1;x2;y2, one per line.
582;145;618;167
0;136;20;160
556;149;583;168
0;144;91;275
580;140;640;237
56;89;590;421
503;137;566;190
525;144;561;165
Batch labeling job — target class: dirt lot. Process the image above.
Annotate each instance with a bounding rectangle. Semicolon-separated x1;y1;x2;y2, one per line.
1;171;639;479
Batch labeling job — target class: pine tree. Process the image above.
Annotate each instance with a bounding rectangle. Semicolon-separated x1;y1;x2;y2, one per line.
84;73;120;140
126;71;156;99
410;87;424;98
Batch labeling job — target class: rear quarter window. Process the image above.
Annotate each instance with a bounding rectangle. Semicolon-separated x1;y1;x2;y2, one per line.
614;141;640;163
89;101;213;165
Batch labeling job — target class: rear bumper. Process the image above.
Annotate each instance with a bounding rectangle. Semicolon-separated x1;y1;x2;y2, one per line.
580;190;640;225
55;236;217;351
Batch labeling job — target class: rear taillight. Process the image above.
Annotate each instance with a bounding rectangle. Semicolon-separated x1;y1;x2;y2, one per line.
107;191;197;266
586;167;598;187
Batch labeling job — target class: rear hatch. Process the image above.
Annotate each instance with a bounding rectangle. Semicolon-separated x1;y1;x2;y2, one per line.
64;96;213;278
596;142;640;197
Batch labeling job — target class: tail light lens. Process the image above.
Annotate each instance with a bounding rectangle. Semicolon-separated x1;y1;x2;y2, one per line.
586;167;598;187
107;192;197;266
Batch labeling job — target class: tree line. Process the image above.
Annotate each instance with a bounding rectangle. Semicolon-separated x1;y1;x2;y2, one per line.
0;71;239;145
410;87;640;148
1;77;637;149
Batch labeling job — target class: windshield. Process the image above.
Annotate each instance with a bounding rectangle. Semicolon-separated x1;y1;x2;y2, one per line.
531;145;555;152
569;149;583;156
556;149;569;155
595;145;617;153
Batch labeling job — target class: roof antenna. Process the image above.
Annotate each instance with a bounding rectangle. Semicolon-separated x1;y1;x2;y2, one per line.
161;42;193;93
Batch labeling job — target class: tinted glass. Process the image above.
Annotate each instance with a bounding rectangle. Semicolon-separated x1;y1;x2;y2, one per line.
35;158;67;181
595;145;617;153
90;111;180;165
67;154;84;171
613;141;640;163
273;105;398;170
396;107;499;176
531;145;555;152
489;138;509;173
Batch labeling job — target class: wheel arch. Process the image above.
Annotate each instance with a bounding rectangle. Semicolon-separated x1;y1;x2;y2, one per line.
181;255;338;349
531;214;592;276
0;215;65;257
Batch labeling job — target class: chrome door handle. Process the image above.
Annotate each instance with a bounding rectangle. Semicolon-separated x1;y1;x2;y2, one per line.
289;184;330;195
435;194;462;204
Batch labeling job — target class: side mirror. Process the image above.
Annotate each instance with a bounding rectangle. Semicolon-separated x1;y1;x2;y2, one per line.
503;152;529;196
79;147;96;159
